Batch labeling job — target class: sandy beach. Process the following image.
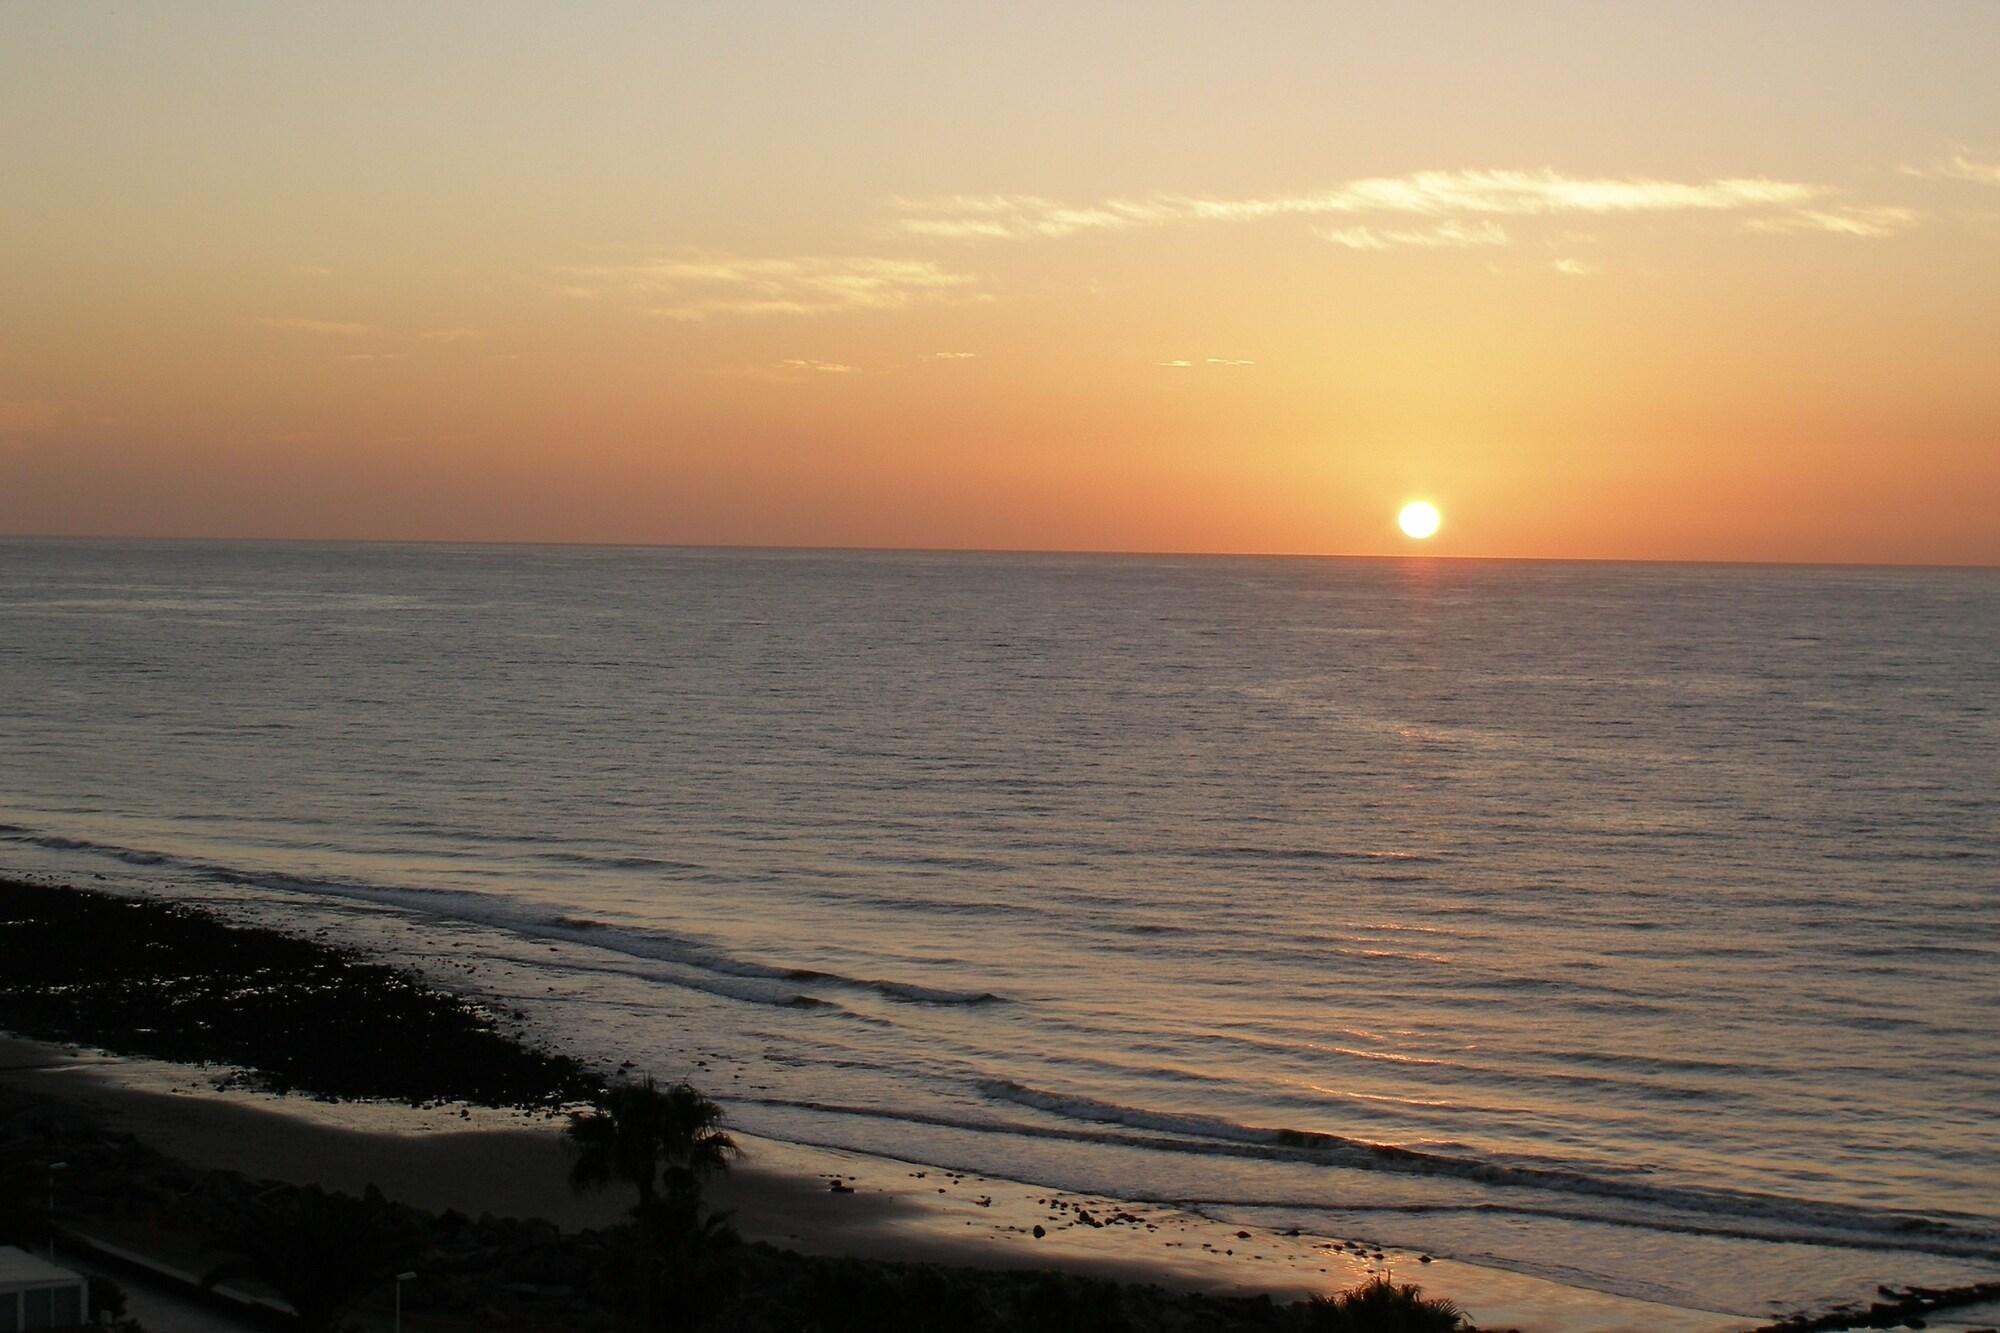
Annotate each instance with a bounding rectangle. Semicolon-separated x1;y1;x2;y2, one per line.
3;1033;1749;1332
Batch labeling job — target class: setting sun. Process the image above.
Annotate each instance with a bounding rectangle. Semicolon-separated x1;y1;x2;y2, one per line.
1398;501;1442;540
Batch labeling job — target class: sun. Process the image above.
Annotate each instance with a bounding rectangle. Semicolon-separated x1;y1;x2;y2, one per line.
1398;500;1442;540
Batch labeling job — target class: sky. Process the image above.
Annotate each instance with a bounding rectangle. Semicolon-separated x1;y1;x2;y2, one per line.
3;2;1997;563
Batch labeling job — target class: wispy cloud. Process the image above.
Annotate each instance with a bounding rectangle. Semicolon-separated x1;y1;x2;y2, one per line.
558;251;980;320
1189;171;1818;220
1319;219;1511;250
890;194;1176;239
932;351;979;360
892;170;1827;243
254;316;376;337
777;358;858;374
1743;205;1919;238
1552;258;1602;276
1158;359;1193;368
1205;357;1255;366
1903;151;2000;187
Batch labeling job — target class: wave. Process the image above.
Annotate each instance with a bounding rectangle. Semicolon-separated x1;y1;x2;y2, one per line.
0;824;1005;1012
1199;845;1446;865
529;850;709;874
972;1081;2000;1260
741;1091;1999;1261
526;919;1005;1008
2;830;173;867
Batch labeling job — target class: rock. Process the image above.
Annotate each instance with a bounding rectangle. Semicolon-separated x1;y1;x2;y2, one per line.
1032;1225;1046;1239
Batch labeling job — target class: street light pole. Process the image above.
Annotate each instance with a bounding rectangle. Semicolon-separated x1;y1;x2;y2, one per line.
47;1162;67;1260
394;1270;416;1333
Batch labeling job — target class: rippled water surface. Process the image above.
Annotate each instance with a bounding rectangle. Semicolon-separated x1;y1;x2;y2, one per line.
3;539;1995;1314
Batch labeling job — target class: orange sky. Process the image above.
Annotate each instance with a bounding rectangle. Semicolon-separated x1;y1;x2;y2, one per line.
3;3;1997;563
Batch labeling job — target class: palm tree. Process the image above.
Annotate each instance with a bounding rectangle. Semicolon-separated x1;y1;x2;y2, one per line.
566;1077;740;1214
620;1197;740;1331
1300;1277;1467;1332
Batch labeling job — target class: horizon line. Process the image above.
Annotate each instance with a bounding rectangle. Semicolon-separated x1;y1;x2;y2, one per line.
2;530;1994;573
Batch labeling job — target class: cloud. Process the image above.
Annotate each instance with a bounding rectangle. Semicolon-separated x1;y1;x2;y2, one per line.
1188;171;1819;221
1903;152;2000;187
1158;359;1193;368
777;359;858;374
933;351;979;359
891;170;1826;242
558;251;980;320
1205;357;1254;366
890;194;1175;239
1742;205;1919;237
255;317;376;337
1552;258;1602;276
897;218;1021;241
419;327;489;342
1319;219;1511;250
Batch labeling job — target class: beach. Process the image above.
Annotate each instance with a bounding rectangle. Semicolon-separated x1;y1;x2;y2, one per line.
5;1032;1752;1333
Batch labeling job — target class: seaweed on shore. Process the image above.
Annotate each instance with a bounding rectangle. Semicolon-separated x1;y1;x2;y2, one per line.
0;877;601;1108
1750;1282;2000;1332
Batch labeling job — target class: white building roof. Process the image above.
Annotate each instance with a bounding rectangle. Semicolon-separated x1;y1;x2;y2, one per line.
0;1245;83;1289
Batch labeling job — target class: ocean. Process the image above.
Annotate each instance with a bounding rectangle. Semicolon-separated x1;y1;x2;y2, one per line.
2;538;1994;1316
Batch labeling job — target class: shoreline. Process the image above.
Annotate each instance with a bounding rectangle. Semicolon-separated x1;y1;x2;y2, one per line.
2;1036;1737;1332
5;875;1983;1331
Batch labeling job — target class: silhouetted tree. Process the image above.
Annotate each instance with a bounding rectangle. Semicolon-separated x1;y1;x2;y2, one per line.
565;1077;739;1214
616;1192;740;1331
1298;1277;1467;1333
202;1184;422;1333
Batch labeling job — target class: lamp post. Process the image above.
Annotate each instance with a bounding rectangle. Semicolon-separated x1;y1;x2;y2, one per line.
46;1162;67;1259
394;1270;416;1333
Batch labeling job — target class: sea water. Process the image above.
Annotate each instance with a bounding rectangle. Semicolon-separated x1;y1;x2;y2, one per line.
2;539;1994;1316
